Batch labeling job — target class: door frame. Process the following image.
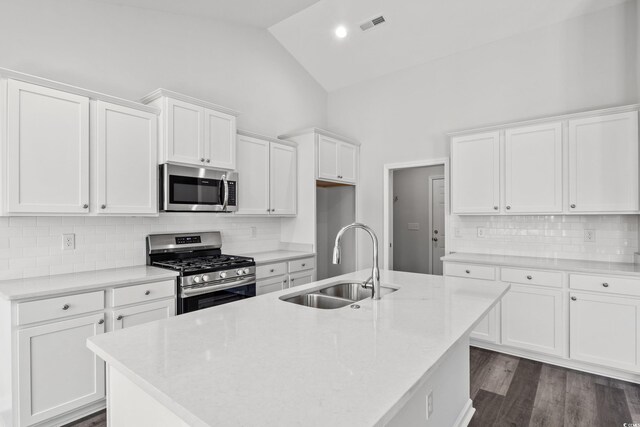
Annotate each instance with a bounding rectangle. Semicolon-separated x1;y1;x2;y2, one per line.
383;158;449;270
428;175;445;274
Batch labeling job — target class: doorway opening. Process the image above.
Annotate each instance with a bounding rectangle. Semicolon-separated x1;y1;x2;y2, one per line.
383;159;449;274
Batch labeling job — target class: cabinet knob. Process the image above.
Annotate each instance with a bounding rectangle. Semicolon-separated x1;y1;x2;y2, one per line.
145;290;151;295
465;269;471;274
302;263;306;267
271;209;275;212
206;159;210;163
570;204;576;209
82;204;89;209
526;275;532;280
100;204;106;209
98;319;105;325
270;269;275;273
602;283;609;288
506;206;511;210
432;237;438;242
571;296;577;301
62;304;70;311
267;209;270;212
200;158;205;162
493;206;498;210
117;315;123;321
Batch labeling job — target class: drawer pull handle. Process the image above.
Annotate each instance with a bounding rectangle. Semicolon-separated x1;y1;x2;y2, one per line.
270;269;275;273
602;283;609;288
526;275;532;280
62;304;70;311
98;319;105;325
145;290;151;295
465;270;470;274
117;315;124;321
571;296;577;301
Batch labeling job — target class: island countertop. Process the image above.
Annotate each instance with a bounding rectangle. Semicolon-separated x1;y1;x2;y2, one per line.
87;269;509;427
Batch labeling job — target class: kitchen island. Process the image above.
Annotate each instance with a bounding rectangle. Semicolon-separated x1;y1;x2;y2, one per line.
87;269;508;426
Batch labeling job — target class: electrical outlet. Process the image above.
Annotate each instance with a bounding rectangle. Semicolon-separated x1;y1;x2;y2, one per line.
426;391;433;420
250;226;257;238
477;227;486;238
62;233;75;250
584;229;595;243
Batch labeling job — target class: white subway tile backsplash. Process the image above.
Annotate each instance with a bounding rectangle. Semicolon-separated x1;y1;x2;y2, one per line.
0;214;284;280
450;215;639;263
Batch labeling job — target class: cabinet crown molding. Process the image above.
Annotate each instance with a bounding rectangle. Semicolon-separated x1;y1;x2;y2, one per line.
278;127;361;146
237;129;297;147
140;88;240;117
0;67;160;114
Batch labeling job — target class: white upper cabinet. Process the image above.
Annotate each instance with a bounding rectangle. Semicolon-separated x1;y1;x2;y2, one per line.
451;131;500;214
568;111;639;213
6;79;90;214
96;101;157;215
142;89;239;170
235;131;297;216
504;122;562;213
270;142;297;215
317;135;358;184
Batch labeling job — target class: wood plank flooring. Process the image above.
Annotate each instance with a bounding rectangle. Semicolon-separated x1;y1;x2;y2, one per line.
66;347;640;427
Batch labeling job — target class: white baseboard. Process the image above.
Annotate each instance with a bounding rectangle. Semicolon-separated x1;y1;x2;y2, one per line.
453;399;475;427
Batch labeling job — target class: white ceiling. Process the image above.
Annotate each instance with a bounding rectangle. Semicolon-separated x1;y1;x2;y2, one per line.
89;0;321;28
269;0;631;91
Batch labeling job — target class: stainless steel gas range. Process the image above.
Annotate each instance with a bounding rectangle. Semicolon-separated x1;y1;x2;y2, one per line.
146;231;256;314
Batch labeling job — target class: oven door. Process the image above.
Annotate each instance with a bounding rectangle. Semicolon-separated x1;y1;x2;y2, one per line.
160;164;237;212
178;279;256;314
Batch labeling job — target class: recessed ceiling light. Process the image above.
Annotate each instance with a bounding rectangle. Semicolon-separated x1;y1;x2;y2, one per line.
334;26;348;39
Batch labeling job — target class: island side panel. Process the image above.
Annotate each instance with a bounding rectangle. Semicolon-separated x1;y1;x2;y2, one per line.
385;337;473;427
108;367;190;427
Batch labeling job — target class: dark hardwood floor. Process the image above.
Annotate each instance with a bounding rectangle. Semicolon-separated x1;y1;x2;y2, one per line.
65;347;640;427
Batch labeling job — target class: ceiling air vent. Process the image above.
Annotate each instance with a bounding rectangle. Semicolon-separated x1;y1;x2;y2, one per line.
360;15;386;31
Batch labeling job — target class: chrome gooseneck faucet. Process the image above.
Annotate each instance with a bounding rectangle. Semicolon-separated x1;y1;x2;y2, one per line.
332;223;381;300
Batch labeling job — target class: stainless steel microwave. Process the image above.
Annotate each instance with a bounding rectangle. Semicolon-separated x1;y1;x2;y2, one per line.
159;164;238;212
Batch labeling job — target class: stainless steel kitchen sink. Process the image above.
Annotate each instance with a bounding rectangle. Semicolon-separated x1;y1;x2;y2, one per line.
280;281;398;309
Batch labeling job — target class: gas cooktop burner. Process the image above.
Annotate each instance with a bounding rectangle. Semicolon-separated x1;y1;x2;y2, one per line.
152;255;254;273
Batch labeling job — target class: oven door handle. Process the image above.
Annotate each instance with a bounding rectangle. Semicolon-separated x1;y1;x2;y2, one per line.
221;174;229;211
181;276;255;298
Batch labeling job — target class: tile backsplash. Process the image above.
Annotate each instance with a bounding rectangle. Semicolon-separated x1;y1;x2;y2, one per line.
0;214;283;280
449;215;639;263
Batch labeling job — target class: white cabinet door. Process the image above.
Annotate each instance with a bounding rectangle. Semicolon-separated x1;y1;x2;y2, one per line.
451;132;500;214
570;292;640;372
7;79;90;214
505;122;562;213
166;98;204;166
289;270;315;288
96;101;157;215
470;303;500;344
270;143;297;215
203;108;236;170
317;136;339;180
568;111;639;212
235;135;270;215
17;313;105;426
337;142;357;183
501;285;564;356
256;276;287;296
112;299;175;330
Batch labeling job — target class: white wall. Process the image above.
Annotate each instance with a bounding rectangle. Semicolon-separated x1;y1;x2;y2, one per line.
327;1;639;267
392;165;444;273
0;0;327;280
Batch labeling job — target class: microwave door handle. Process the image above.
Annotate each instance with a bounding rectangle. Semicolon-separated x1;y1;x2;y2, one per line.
221;174;229;211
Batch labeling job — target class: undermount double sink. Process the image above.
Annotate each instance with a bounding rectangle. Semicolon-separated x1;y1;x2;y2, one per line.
280;281;398;309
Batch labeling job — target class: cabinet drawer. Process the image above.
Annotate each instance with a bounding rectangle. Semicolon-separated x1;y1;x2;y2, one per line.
17;291;104;325
288;257;315;274
501;268;562;288
113;280;175;307
570;274;640;297
256;262;287;279
256;276;287;296
445;263;495;281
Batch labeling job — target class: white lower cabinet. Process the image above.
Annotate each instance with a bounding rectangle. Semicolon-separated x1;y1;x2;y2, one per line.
569;292;640;372
471;303;500;344
17;313;106;426
255;256;316;295
289;270;314;288
501;285;564;356
112;299;175;330
256;276;288;296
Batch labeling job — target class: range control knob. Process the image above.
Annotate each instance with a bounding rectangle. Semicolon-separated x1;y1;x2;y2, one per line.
202;275;210;282
220;272;227;279
193;276;202;284
243;268;250;275
236;269;244;276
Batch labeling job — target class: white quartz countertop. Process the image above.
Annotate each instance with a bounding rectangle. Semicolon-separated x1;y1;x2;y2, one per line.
0;266;179;300
442;252;640;277
87;269;508;427
241;249;315;265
